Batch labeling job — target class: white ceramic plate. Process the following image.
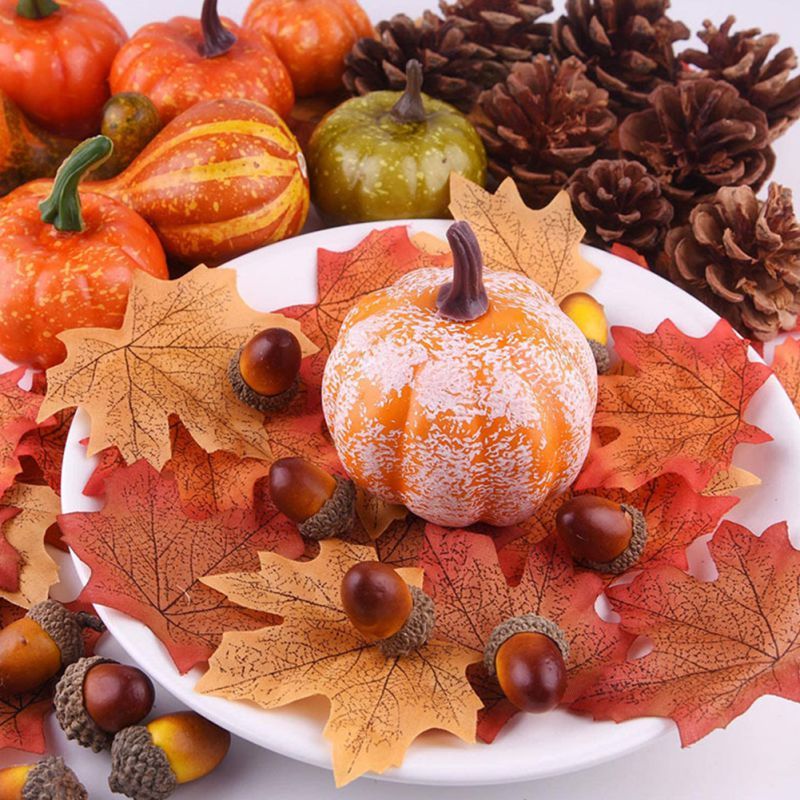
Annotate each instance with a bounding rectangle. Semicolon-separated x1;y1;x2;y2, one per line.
59;219;800;786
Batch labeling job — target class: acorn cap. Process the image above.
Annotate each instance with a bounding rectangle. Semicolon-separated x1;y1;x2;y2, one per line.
228;348;299;414
22;756;87;800
298;476;355;540
380;586;436;658
588;339;611;375
578;503;648;575
27;600;105;669
109;724;178;800
483;614;569;676
54;655;116;751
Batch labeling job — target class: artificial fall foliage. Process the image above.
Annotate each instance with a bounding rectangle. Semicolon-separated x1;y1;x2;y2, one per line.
771;336;800;413
702;466;761;497
354;487;408;541
0;368;43;497
59;460;304;673
39;266;317;470
574;521;800;745
448;174;600;300
197;540;482;786
577;319;772;492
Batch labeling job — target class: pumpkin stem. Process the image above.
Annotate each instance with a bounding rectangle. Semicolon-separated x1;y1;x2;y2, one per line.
391;61;427;124
437;222;490;322
199;0;237;58
16;0;59;19
39;136;114;233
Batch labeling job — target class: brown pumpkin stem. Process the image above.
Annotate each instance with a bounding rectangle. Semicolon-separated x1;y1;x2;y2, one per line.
437;222;490;322
390;61;427;124
199;0;236;59
16;0;59;18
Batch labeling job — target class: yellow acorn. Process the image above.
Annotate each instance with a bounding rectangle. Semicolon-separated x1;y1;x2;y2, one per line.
559;292;610;373
0;757;86;800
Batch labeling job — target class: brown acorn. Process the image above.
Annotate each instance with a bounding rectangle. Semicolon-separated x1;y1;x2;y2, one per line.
0;600;104;698
0;757;87;800
54;656;155;751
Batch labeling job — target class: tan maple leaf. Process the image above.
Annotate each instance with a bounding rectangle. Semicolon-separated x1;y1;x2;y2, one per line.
772;336;800;414
702;467;761;496
449;173;599;299
0;484;59;609
39;267;317;470
197;540;481;786
355;487;408;541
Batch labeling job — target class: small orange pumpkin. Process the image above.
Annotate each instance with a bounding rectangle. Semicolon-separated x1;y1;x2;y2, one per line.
322;223;598;527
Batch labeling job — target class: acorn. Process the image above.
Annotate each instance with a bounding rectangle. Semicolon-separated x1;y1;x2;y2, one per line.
269;457;355;540
109;711;230;800
341;561;435;657
556;494;648;574
228;328;302;413
560;292;610;374
54;656;155;751
0;757;87;800
0;600;104;698
484;614;569;714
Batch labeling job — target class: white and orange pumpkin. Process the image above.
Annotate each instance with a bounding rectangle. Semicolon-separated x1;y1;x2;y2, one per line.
322;223;597;527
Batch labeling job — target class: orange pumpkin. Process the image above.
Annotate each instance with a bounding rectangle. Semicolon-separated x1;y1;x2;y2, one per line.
322;223;598;527
244;0;373;97
85;98;309;266
109;0;294;123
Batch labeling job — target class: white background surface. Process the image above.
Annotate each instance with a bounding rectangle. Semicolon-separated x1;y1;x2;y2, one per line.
2;1;800;798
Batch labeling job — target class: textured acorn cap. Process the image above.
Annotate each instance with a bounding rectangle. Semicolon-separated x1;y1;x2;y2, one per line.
22;756;87;800
27;600;104;669
588;339;611;375
109;724;178;800
578;503;648;574
380;586;436;658
484;614;569;676
298;477;355;540
228;348;299;413
54;655;116;752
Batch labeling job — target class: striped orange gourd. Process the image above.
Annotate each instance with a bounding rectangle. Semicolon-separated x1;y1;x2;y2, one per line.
86;98;309;266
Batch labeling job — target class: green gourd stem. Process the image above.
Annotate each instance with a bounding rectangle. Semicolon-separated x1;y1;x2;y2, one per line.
390;60;427;124
199;0;236;58
16;0;59;19
437;222;490;322
39;136;114;232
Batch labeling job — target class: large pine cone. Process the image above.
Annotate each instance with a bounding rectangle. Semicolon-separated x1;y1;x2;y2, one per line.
343;12;506;112
440;0;554;66
680;16;800;142
660;183;800;341
478;55;617;207
618;78;774;209
567;159;673;251
551;0;689;117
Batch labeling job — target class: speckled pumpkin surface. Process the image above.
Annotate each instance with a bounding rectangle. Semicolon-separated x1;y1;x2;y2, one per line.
322;267;598;527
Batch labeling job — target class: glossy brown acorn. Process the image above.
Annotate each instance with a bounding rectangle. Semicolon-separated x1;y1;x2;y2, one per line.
269;457;337;523
556;495;634;564
238;328;301;397
341;561;413;640
83;662;155;733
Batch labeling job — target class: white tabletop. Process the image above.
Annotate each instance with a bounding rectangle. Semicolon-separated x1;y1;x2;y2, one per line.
3;1;800;797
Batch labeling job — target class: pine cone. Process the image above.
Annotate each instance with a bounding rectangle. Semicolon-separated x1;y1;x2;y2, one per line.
566;159;673;251
343;12;507;112
659;183;800;341
618;78;774;208
680;16;800;142
477;55;617;207
440;0;553;66
551;0;689;117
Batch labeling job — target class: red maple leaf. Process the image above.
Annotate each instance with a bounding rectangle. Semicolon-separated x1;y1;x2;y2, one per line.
0;507;21;592
577;320;772;492
772;336;800;414
421;526;629;741
82;445;125;498
16;408;75;494
59;460;304;673
0;368;43;497
572;521;800;745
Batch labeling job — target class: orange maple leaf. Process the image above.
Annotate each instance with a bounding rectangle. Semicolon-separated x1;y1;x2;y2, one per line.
577;319;772;492
0;368;43;497
573;521;800;745
772;336;800;414
197;539;481;786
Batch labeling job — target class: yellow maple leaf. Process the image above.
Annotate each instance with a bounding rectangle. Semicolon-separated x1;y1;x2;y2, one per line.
39;267;317;469
197;539;481;786
449;173;599;300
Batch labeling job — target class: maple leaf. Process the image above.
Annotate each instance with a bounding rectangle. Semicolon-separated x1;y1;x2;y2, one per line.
702;467;761;496
576;319;772;492
197;539;481;786
449;174;599;300
82;446;125;497
355;488;408;541
59;460;304;673
16;408;75;494
0;484;59;609
0;368;43;497
0;507;20;592
772;336;800;414
573;521;800;745
421;526;628;740
39;266;318;470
